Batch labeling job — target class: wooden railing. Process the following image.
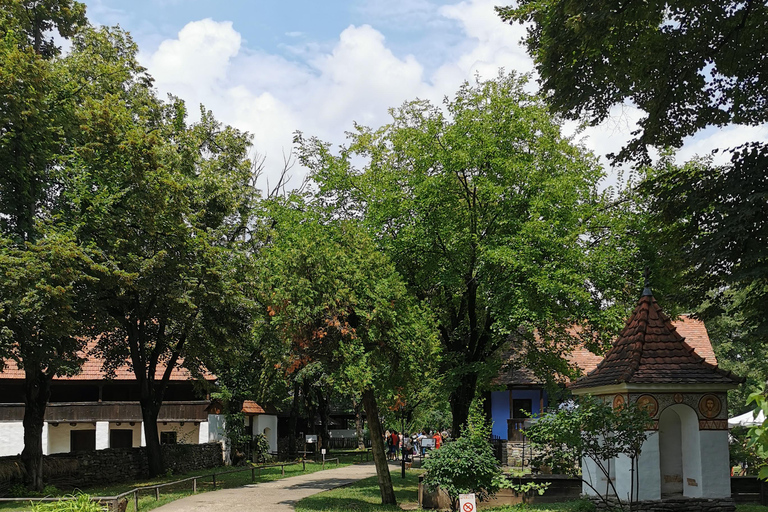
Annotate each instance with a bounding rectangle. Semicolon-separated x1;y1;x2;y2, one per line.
0;461;304;511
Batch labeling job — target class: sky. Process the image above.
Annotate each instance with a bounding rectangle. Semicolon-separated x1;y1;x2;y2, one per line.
81;0;766;190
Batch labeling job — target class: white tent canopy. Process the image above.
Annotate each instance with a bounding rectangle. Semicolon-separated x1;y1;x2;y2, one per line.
728;409;766;427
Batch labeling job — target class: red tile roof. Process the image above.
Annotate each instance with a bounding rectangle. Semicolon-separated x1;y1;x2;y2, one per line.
569;291;743;390
0;338;215;382
496;314;722;387
241;400;277;415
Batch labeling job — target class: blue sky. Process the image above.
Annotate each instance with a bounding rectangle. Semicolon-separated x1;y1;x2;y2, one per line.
81;0;765;188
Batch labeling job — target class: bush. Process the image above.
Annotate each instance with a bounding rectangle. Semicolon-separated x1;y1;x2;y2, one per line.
30;494;105;511
423;400;501;510
253;433;272;463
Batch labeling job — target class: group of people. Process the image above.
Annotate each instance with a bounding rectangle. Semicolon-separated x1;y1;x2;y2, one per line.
384;429;449;461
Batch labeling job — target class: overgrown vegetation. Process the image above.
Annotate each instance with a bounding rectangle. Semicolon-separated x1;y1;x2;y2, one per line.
423;401;503;510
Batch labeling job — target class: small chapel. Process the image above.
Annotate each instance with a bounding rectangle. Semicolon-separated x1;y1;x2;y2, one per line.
570;280;744;511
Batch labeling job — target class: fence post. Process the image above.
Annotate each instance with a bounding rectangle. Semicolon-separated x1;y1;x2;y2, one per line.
113;498;119;511
193;478;197;493
281;464;285;476
302;459;306;471
252;467;255;482
213;473;217;489
134;490;139;511
155;487;160;501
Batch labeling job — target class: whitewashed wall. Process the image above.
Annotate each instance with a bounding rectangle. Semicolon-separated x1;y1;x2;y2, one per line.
0;422;24;456
207;414;229;463
252;415;278;453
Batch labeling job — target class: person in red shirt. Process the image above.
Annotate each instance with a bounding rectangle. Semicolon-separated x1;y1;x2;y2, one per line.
433;431;442;449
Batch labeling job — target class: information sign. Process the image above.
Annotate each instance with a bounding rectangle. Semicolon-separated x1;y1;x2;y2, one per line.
305;435;318;444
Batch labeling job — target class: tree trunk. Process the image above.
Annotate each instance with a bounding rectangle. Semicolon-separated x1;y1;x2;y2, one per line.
140;400;163;477
352;397;365;450
21;365;51;491
288;382;300;458
362;387;396;505
318;391;331;449
449;371;478;437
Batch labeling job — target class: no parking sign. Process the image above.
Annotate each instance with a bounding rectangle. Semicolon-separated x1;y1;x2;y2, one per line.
459;494;476;512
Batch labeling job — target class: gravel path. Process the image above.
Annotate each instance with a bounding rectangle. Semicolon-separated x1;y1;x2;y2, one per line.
151;462;380;511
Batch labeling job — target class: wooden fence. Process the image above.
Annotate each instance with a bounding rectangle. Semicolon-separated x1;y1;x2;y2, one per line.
0;461;306;511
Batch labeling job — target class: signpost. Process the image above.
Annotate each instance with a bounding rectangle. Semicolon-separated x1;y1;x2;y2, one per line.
304;435;317;460
459;494;476;512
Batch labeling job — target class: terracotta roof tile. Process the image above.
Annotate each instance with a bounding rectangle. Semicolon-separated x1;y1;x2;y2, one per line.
1;338;215;382
241;400;277;415
569;292;743;390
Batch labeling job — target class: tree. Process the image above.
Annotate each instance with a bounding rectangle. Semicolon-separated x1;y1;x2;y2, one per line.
259;202;439;505
525;395;652;512
0;231;97;490
297;73;642;435
640;153;768;341
0;1;112;490
498;0;768;342
59;39;258;474
497;0;767;164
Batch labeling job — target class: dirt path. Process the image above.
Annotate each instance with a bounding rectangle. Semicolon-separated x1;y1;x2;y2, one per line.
151;462;379;511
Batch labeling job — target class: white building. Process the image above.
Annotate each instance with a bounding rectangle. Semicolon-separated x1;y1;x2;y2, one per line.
570;285;743;510
0;340;276;457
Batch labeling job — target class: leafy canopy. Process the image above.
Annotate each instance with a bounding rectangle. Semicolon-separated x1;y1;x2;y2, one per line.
297;72;646;434
498;0;767;164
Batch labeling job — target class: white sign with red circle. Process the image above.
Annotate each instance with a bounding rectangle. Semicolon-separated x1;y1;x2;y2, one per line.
459;493;476;512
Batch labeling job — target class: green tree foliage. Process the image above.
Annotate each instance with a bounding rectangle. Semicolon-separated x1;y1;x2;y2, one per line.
0;1;110;490
525;396;652;511
297;73;644;435
57;29;258;475
641;154;768;341
499;0;768;357
498;0;767;163
746;388;768;479
258;202;439;505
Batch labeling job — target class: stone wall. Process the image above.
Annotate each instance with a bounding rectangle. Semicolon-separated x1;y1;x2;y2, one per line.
590;496;736;512
502;441;536;468
0;442;223;493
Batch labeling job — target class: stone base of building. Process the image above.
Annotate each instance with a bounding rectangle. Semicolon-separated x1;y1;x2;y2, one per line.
589;496;736;512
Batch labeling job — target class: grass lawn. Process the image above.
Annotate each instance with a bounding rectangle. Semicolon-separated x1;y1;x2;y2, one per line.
0;451;363;512
294;471;420;512
294;474;768;512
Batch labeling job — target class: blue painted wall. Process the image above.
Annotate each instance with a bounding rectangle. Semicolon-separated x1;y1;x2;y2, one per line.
490;389;548;440
490;391;510;439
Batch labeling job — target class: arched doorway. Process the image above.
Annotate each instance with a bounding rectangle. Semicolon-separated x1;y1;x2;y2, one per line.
658;405;702;498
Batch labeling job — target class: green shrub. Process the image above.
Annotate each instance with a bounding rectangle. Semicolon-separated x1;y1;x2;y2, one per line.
423;400;501;510
30;493;105;511
253;433;272;463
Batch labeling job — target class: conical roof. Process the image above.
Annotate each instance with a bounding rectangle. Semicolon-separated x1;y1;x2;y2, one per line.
570;289;743;390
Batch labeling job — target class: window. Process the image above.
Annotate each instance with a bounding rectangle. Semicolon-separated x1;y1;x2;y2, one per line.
512;398;533;419
70;430;96;452
160;431;177;445
110;429;133;449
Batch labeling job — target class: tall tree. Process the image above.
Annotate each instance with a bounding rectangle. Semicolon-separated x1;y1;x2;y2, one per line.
498;0;768;338
297;73;640;434
60;43;258;474
0;1;110;490
259;203;439;505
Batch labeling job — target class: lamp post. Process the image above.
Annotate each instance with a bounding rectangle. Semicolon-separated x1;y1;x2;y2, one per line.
401;404;406;479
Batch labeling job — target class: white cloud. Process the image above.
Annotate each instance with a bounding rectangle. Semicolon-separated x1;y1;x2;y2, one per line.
144;18;241;90
143;0;738;190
